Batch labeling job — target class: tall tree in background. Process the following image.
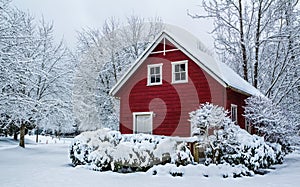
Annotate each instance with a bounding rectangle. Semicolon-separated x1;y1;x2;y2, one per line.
0;2;38;147
33;19;75;142
74;15;164;131
0;0;74;147
190;0;299;128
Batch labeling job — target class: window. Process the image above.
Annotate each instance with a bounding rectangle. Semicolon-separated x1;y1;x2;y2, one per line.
147;64;162;86
245;119;251;133
133;112;153;134
172;60;188;83
231;104;237;123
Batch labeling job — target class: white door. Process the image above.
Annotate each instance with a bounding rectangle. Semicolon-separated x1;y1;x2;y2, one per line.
133;112;153;134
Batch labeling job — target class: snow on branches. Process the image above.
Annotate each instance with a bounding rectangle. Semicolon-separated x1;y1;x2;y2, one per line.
244;95;296;153
0;1;75;146
189;103;283;172
74;16;164;131
189;102;229;138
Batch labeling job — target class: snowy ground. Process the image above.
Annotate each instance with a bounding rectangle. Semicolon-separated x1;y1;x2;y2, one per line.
0;136;300;187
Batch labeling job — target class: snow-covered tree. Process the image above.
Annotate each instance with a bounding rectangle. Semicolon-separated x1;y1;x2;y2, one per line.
189;103;283;171
244;95;295;153
32;19;75;140
189;0;300;128
190;103;229;138
74;15;164;131
0;4;39;147
0;1;75;147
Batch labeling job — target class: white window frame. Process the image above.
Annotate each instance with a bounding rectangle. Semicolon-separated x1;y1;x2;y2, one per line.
171;60;188;84
147;63;163;86
133;112;153;134
231;104;238;123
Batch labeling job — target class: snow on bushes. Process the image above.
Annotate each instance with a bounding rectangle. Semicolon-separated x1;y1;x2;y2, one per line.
148;163;253;178
244;95;295;153
190;103;228;137
209;124;284;171
69;129;193;172
190;103;283;172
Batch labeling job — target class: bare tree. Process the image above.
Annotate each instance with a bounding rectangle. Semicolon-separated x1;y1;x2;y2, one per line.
74;15;164;131
189;0;300;127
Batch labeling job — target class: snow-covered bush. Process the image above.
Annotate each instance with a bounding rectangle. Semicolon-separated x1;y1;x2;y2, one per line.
244;95;295;153
190;103;229;137
148;163;253;178
212;124;284;171
190;103;283;172
69;129;193;172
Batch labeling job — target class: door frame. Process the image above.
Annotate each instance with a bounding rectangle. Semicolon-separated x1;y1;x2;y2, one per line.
132;112;153;134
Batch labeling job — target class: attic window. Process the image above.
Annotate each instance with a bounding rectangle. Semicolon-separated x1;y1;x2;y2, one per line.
172;60;188;83
147;63;162;86
231;104;237;123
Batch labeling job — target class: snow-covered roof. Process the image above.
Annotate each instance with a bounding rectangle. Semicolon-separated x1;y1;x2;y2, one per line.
110;25;262;96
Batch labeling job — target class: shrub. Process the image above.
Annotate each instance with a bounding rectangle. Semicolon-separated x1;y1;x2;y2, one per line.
190;103;283;172
69;129;193;173
244;95;295;153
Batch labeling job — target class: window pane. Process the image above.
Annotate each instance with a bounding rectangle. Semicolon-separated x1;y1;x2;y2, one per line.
150;67;154;74
155;75;160;83
136;115;151;134
180;64;185;71
155;67;160;74
181;72;186;80
175;73;180;81
175;65;179;72
231;106;237;122
151;75;156;83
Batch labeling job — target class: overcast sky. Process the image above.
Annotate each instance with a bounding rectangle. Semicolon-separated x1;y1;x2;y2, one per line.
12;0;214;49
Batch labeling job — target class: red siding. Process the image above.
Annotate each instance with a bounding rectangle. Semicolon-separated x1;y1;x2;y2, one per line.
225;88;250;129
116;46;227;137
152;39;177;52
115;38;250;137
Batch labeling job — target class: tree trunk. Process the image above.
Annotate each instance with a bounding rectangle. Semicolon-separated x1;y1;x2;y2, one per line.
253;1;262;88
19;123;25;148
238;0;248;82
13;131;18;140
36;126;39;143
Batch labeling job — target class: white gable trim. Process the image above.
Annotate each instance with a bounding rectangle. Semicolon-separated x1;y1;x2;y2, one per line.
110;32;232;96
109;32;165;96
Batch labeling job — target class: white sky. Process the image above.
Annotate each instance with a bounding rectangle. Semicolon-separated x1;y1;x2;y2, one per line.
12;0;214;49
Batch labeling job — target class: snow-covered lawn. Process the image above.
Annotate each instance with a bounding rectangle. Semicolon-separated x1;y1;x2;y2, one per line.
0;136;300;187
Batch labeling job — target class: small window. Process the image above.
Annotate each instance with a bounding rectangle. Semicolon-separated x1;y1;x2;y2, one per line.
172;60;188;83
147;64;162;86
245;119;251;133
133;112;153;134
231;104;237;123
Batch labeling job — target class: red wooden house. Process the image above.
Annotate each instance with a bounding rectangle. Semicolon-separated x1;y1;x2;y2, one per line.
110;27;261;137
